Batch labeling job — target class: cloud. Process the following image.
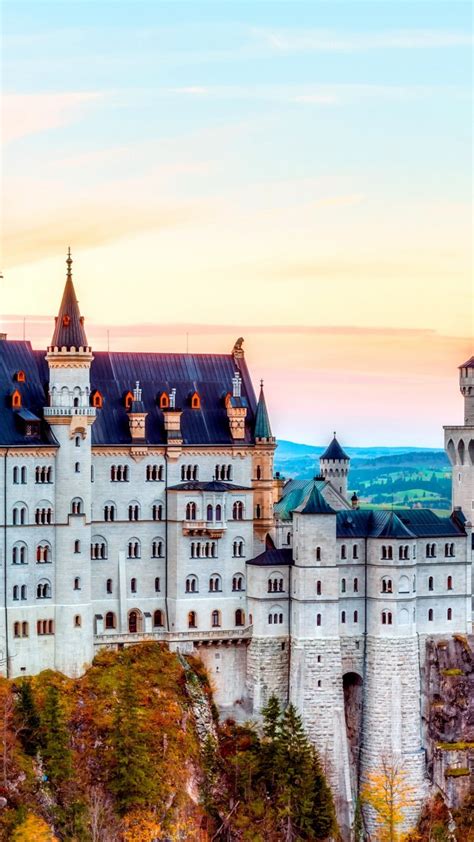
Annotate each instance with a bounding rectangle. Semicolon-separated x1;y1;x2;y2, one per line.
3;201;204;268
254;28;474;53
2;91;103;144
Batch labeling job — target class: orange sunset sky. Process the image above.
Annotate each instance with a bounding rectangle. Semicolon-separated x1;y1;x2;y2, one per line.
1;1;473;446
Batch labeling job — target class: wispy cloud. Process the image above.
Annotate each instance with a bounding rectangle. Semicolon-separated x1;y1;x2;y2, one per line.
2;91;104;144
253;28;474;53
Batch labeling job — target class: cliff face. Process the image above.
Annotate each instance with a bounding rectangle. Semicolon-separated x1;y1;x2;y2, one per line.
423;635;474;808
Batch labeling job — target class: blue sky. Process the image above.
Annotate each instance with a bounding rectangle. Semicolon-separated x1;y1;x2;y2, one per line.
2;1;472;445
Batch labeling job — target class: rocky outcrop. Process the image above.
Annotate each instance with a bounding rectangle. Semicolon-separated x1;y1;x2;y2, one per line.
423;635;474;808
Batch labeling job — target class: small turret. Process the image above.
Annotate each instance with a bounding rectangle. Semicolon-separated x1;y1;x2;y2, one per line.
459;356;474;425
319;433;350;500
127;381;148;441
49;248;90;353
226;371;247;440
254;380;275;443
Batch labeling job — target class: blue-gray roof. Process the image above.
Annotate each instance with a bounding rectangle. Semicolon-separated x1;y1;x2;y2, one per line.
168;481;251;492
254;383;273;439
336;508;465;539
320;435;349;462
247;548;293;566
0;339;259;447
295;484;336;515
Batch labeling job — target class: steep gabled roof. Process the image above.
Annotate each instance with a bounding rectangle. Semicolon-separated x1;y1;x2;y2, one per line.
254;382;273;439
49;251;89;350
320;433;349;462
295;484;336;515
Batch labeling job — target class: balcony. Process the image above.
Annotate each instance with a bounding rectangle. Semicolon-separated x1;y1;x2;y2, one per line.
182;520;226;537
94;625;253;647
44;407;96;417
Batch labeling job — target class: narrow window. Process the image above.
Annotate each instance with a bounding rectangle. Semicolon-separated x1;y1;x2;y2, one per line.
353;577;358;593
316;613;321;627
341;611;346;624
447;575;453;591
74;577;81;590
428;608;434;622
447;607;452;621
106;579;113;594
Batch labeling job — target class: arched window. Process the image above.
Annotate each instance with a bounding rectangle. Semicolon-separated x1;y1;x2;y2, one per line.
90;538;107;560
354;610;358;623
316;613;322;627
74;462;80;473
428;576;434;591
36;580;51;599
353;545;359;559
13;622;20;638
186;502;197;521
16;370;26;383
191;391;201;409
128;610;141;632
353;577;358;593
130;578;137;593
104;503;116;522
127;539;140;559
447;607;452;621
188;611;197;629
341;578;346;593
106;579;113;594
255;504;261;519
341;611;346;624
235;609;245;627
74;615;82;628
36;542;51;563
256;465;262;480
74;540;81;553
71;498;83;515
428;608;434;622
341;545;347;560
186;575;198;593
35;505;53;524
154;577;160;592
13;466;19;484
152;539;164;558
12;543;27;565
75;435;81;448
316;580;322;595
105;612;116;630
13;585;19;601
12;389;22;409
232;539;245;558
211;610;221;628
124;391;133;410
382;610;393;625
215;504;222;521
381;577;393;594
447;575;453;591
152;503;163;521
128;503;140;521
207;504;213;521
316;547;321;561
159;392;169;409
209;575;222;592
153;610;164;627
74;577;81;590
232;574;244;591
232;501;244;520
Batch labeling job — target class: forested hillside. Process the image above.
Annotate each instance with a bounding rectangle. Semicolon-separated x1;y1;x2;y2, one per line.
0;644;336;842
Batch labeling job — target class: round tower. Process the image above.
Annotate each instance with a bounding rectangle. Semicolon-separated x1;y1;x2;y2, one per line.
444;356;474;517
44;250;95;675
319;433;350;500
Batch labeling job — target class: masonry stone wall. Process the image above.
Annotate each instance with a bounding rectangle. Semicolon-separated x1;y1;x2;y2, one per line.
246;636;289;710
196;642;249;709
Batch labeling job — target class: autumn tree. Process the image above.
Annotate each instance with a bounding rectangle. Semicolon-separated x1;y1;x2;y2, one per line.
109;666;154;813
361;753;415;842
0;679;18;789
15;679;40;756
11;813;58;842
40;684;73;786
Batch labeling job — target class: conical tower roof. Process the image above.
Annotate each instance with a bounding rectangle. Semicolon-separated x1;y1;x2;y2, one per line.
320;433;349;462
254;380;273;439
49;249;89;350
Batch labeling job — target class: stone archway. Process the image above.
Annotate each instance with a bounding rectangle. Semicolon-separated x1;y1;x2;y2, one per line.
128;609;143;634
343;672;363;759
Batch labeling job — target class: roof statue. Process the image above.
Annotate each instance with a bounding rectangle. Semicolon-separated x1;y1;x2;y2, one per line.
232;337;245;358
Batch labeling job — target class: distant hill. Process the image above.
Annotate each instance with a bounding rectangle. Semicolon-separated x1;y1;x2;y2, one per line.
274;440;451;512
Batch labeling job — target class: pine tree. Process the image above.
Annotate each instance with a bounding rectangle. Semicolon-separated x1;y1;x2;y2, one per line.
261;694;281;741
260;694;282;794
16;679;41;756
109;666;154;813
40;685;72;786
310;748;337;840
274;704;316;840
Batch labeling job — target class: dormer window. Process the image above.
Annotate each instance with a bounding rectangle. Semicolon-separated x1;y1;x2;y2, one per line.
11;390;22;409
15;371;26;383
91;390;103;409
124;391;133;410
159;392;170;409
190;391;201;410
63;315;71;327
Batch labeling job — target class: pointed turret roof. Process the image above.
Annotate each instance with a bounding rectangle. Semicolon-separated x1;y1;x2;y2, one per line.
459;356;474;368
296;484;336;515
49;249;89;350
320;432;349;462
254;380;273;439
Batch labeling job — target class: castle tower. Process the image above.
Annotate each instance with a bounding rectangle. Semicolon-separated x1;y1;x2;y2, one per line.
289;487;354;836
44;250;95;675
320;433;350;500
444;356;474;516
252;382;276;550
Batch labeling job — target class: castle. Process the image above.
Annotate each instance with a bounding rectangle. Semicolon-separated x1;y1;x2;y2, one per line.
0;253;472;836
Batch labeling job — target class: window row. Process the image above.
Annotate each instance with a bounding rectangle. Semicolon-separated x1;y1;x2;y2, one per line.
88;538;165;560
215;464;233;481
34;467;53;484
187;609;245;629
13;619;55;637
428;575;454;591
12;466;27;484
185;573;245;593
341;610;359;624
181;465;199;481
103;503;164;522
104;609;164;631
190;541;218;558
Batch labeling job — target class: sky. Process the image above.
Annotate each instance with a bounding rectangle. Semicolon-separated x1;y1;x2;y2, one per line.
1;1;473;447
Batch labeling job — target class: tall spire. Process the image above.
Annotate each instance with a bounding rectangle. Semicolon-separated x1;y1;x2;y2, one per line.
254;380;273;440
49;249;89;351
